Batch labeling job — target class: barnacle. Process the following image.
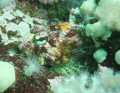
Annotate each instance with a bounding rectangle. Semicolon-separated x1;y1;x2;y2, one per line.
33;34;48;45
51;58;81;75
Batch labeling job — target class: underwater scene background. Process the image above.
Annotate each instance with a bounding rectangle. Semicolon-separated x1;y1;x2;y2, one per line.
0;0;120;93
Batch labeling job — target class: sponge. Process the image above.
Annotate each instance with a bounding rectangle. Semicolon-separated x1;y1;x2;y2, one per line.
0;61;15;92
80;0;96;15
93;49;107;63
115;50;120;65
